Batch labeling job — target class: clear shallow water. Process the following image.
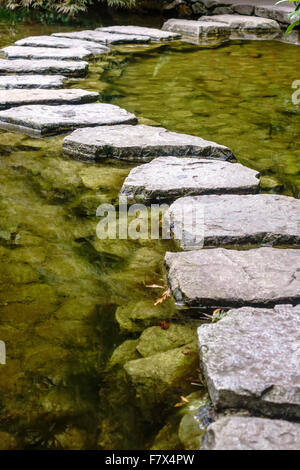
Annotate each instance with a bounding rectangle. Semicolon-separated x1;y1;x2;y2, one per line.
0;21;299;450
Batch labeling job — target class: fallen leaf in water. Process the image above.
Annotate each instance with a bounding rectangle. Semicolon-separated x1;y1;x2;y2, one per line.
154;289;170;306
146;284;165;289
160;321;170;330
180;396;189;403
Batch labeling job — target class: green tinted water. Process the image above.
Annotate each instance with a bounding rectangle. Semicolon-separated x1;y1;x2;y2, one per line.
0;21;299;450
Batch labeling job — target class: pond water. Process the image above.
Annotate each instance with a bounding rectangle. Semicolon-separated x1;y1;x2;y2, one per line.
0;18;299;450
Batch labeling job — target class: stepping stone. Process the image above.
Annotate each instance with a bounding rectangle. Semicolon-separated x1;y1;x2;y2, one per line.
0;59;88;77
255;5;294;24
200;14;281;32
0;89;99;110
198;304;300;419
0;75;66;89
0;103;137;137
15;35;110;55
63;125;235;162
162;19;230;37
97;25;181;41
52;30;150;45
165;247;300;308
120;157;260;203
202;417;300;450
2;46;92;61
168;194;300;250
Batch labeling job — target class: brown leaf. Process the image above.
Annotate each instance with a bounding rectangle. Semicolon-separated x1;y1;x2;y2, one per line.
154;288;171;306
146;284;165;289
174;403;185;408
160;321;170;330
180;396;189;403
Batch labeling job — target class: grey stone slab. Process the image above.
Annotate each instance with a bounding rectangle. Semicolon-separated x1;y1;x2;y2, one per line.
0;75;66;89
0;59;88;77
52;30;150;45
2;46;92;61
120;157;260;203
165;247;300;308
202;417;300;450
15;35;110;55
162;18;230;37
63;124;235;162
98;25;181;41
0;103;137;137
255;5;294;24
168;194;300;250
200;14;281;31
198;304;300;419
0;89;99;110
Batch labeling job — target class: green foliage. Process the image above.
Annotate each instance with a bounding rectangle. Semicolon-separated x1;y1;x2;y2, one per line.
276;1;300;35
1;0;137;18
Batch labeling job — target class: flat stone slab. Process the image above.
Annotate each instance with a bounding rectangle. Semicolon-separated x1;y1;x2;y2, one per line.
120;157;260;203
255;5;294;24
0;103;137;137
15;35;110;55
198;304;300;419
202;417;300;450
200;14;281;31
52;30;150;45
168;194;300;249
162;19;230;37
63;125;235;162
165;247;300;308
0;75;66;89
2;46;92;61
0;59;88;77
97;25;181;41
0;89;99;110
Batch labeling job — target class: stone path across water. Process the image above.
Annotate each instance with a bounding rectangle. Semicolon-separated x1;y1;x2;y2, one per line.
0;75;67;89
0;103;137;137
120;157;260;203
198;305;300;419
202;416;300;450
63;125;235;162
0;89;99;110
165;248;300;308
168;194;300;249
0;18;300;449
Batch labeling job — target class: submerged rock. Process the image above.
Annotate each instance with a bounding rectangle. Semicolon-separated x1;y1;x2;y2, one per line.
115;300;178;333
0;103;137;137
98;25;181;41
63;125;235;162
120;157;260;203
0;75;66;89
198;304;300;419
52;30;150;45
0;89;99;110
136;324;197;357
0;59;88;77
0;432;18;450
15;36;110;55
168;194;300;249
202;416;300;450
165;247;300;308
2;46;92;61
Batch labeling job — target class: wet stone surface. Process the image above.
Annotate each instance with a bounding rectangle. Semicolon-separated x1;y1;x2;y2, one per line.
52;30;151;45
15;35;110;55
168;194;300;249
165;248;300;308
0;89;99;110
0;103;137;137
120;157;260;203
63;125;235;162
202;416;300;450
0;75;66;89
0;59;88;77
198;304;300;419
97;25;181;41
2;46;92;61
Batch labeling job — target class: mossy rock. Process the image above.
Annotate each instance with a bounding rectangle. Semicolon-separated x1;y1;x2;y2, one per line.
0;431;18;450
55;427;89;450
137;324;197;358
107;339;140;370
115;300;177;333
124;345;198;417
